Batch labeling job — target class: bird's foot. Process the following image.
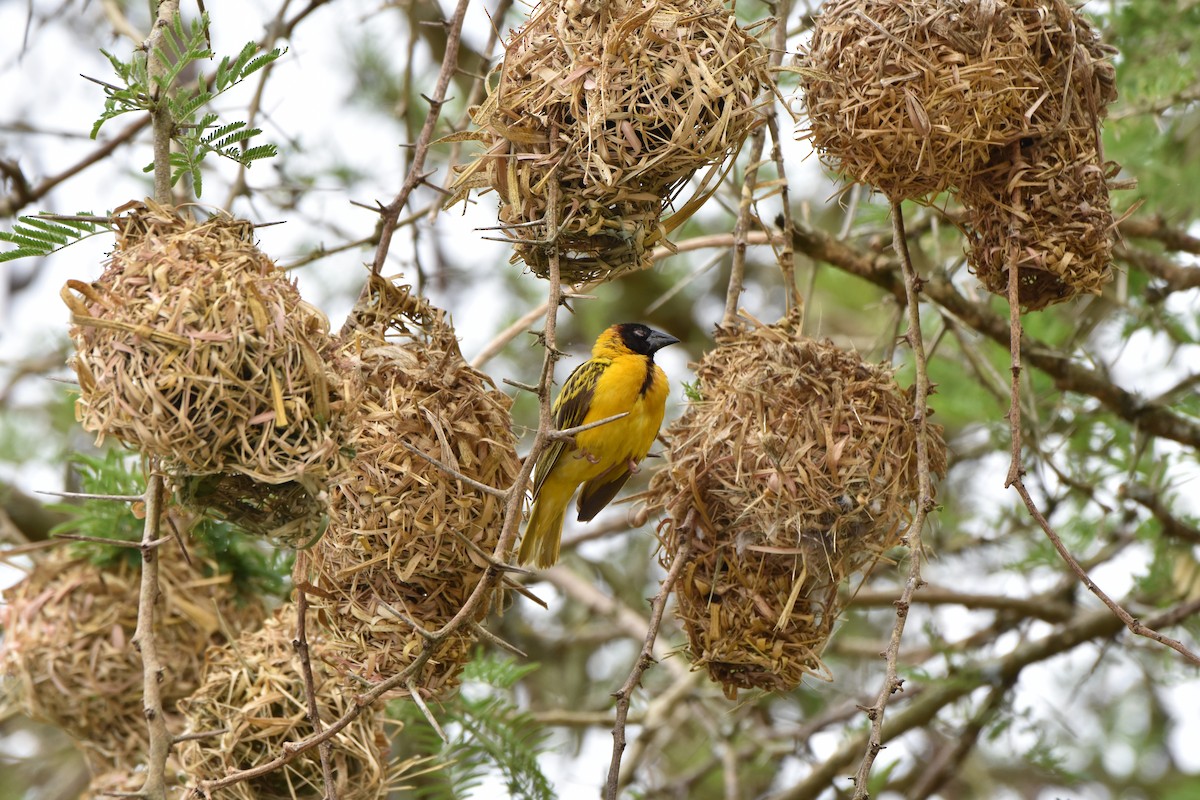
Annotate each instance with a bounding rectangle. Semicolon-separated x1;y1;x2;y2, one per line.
627;459;641;474
573;448;600;464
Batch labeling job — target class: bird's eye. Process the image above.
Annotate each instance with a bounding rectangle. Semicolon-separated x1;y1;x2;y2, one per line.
635;328;646;337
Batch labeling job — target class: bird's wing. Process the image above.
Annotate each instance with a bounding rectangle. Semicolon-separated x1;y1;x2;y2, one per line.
576;462;634;522
531;357;609;497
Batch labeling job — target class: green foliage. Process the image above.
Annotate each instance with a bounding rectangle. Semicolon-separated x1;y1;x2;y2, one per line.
0;213;104;263
90;12;282;196
1104;0;1200;215
390;653;554;800
49;451;148;567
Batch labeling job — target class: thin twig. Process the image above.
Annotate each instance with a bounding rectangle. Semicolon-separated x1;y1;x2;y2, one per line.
134;4;183;796
604;536;694;800
850;202;936;799
1004;142;1026;489
764;0;799;315
293;590;337;800
397;440;508;498
53;532;172;549
548;411;629;440
722;131;768;327
35;489;145;502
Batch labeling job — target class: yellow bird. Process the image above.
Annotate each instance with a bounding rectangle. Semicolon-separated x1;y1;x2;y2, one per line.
517;323;679;568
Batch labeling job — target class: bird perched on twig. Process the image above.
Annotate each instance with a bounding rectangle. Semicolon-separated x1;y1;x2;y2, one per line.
518;323;679;567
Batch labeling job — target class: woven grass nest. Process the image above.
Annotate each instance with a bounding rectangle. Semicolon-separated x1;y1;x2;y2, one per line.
0;544;264;770
294;277;519;696
178;606;390;800
449;0;768;283
958;133;1118;309
799;0;1117;201
645;318;945;697
62;200;343;546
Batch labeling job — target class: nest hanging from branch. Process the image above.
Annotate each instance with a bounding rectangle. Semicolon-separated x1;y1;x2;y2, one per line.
177;606;393;800
294;277;519;697
62;200;344;545
958;133;1119;309
449;0;769;283
799;0;1118;202
644;317;945;698
0;545;265;770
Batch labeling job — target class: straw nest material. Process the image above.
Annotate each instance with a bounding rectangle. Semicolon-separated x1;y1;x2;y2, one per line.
177;606;389;800
62;200;343;545
958;133;1118;309
799;0;1118;201
0;545;264;768
294;277;519;696
449;0;768;283
645;318;945;697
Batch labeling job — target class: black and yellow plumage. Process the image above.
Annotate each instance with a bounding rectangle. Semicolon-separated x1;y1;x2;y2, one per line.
518;323;679;567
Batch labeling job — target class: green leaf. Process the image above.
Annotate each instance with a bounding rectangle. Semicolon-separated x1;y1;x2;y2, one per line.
0;212;105;261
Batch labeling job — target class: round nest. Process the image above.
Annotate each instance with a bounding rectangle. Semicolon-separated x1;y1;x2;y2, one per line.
449;0;768;283
177;606;389;800
958;133;1118;310
645;318;945;698
294;277;519;696
799;0;1118;201
0;545;265;768
63;200;344;542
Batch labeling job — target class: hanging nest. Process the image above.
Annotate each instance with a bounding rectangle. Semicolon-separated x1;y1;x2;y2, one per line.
448;0;769;283
177;606;391;800
958;133;1119;310
798;0;1118;201
294;277;519;696
0;544;265;769
62;200;344;545
644;318;945;698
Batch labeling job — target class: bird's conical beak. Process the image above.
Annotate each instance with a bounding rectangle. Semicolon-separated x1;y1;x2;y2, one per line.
646;330;680;353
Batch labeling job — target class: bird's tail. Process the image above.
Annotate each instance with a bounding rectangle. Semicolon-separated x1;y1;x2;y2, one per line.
518;482;573;568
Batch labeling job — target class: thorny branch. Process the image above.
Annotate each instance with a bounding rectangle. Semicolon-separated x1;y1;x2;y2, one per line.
605;536;695;800
366;0;471;277
849;202;937;798
132;5;184;799
132;473;171;800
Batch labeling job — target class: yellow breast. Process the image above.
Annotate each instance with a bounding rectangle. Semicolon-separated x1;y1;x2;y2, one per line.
573;353;668;470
